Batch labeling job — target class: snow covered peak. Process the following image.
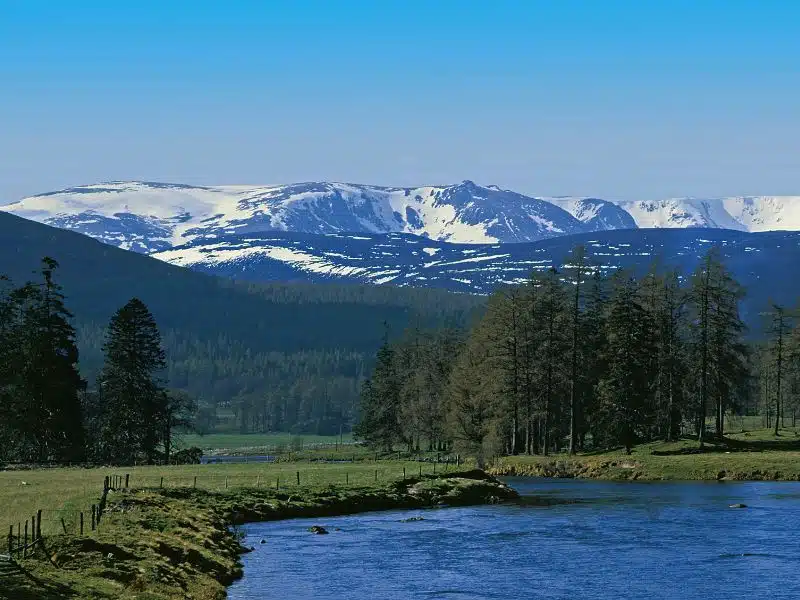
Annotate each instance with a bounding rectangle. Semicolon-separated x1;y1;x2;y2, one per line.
3;181;799;254
1;180;584;252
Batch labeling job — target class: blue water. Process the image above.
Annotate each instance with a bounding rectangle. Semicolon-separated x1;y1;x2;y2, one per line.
228;478;800;599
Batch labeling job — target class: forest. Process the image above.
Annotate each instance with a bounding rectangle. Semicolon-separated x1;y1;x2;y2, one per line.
355;246;800;465
0;211;482;437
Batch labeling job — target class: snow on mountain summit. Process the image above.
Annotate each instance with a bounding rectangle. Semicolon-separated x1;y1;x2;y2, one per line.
2;180;799;254
1;180;588;252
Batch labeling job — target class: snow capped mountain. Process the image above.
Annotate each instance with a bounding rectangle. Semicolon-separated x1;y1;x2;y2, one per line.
2;181;799;255
543;197;637;232
0;180;586;252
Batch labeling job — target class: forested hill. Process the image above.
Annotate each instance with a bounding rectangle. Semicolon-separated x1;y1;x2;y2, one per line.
0;212;483;434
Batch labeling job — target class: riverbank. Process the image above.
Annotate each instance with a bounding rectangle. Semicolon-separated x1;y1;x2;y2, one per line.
489;437;800;481
4;471;516;600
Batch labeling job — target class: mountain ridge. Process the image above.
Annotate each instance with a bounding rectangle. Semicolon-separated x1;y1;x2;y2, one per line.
4;181;799;254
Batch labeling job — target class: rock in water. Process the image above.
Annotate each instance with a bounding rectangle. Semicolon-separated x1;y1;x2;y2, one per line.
399;516;425;522
729;503;747;509
308;525;329;534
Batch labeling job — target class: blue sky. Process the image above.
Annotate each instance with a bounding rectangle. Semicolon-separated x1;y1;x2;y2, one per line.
1;0;798;200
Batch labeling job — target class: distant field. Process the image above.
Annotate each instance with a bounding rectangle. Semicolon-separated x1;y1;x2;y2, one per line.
0;458;455;537
178;432;354;451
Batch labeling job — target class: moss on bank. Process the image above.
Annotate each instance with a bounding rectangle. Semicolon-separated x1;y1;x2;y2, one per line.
3;471;516;600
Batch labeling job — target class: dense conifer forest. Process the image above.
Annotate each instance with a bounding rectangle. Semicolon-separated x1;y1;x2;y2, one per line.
0;213;482;445
355;246;800;464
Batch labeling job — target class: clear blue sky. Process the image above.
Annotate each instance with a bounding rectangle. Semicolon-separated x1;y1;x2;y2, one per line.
1;0;798;200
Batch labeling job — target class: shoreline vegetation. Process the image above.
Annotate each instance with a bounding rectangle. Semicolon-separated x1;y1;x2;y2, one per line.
2;470;516;600
490;431;800;481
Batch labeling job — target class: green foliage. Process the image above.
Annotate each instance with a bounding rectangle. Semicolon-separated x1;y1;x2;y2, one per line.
0;258;85;463
96;298;168;464
0;211;482;436
356;245;764;457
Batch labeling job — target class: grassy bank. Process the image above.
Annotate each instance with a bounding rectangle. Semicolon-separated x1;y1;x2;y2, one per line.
1;460;468;537
2;470;515;600
490;430;800;481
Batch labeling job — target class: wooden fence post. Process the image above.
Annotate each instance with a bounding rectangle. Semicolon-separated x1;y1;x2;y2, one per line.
8;525;12;557
374;469;378;481
433;461;437;474
80;512;84;536
125;474;130;489
23;520;27;558
193;476;197;488
91;505;96;531
60;518;67;535
403;466;406;478
276;476;280;490
160;477;163;489
296;471;300;486
256;475;260;488
225;476;228;489
36;509;42;539
346;473;349;485
419;464;422;477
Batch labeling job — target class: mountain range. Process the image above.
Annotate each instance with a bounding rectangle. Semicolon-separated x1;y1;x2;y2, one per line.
3;179;800;329
4;181;800;254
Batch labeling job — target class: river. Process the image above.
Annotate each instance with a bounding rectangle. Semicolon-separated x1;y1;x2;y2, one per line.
228;478;800;599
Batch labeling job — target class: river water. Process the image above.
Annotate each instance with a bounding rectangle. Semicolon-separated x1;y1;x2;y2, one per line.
228;478;800;600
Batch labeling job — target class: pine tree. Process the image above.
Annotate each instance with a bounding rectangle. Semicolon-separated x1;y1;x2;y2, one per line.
764;304;796;435
564;245;591;455
530;268;570;455
596;273;655;453
575;271;607;449
353;327;401;450
688;248;748;446
445;323;501;468
98;298;167;464
14;259;85;462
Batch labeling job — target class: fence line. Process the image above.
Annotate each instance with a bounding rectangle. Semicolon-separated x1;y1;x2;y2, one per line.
5;472;130;560
3;452;466;561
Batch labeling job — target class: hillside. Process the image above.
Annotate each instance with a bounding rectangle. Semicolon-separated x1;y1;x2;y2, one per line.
0;212;483;434
152;227;800;329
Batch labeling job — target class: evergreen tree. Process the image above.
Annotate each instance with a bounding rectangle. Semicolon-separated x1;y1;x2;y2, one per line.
563;245;591;454
353;327;401;450
531;268;570;455
688;248;748;445
13;259;85;462
98;298;167;464
764;304;796;434
596;273;655;453
445;322;501;468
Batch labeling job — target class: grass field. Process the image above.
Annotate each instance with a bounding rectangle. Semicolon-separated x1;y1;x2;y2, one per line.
0;458;462;538
494;427;800;481
178;432;354;452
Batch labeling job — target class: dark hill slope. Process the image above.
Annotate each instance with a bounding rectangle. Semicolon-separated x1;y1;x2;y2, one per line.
0;212;482;433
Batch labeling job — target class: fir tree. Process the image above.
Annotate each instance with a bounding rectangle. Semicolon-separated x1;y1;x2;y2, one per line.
98;298;167;464
596;273;655;453
14;259;85;462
